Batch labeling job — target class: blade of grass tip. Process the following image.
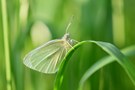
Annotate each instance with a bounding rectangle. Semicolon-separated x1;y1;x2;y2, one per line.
1;0;12;90
78;44;135;90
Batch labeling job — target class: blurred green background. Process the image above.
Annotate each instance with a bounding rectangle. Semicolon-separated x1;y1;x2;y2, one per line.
0;0;135;90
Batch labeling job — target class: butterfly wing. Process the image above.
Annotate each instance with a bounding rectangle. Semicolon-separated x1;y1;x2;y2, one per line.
23;39;69;74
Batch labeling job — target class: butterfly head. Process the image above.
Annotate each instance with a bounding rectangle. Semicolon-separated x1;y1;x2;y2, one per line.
62;33;70;41
62;33;78;46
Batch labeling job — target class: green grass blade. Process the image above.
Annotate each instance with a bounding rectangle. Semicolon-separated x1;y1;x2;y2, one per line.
54;40;135;90
90;41;135;85
1;0;12;89
78;44;135;90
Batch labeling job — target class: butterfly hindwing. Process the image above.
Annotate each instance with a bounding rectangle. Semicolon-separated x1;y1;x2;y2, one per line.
23;39;68;73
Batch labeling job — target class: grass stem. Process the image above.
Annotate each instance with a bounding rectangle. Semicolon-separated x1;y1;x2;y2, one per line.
1;0;12;90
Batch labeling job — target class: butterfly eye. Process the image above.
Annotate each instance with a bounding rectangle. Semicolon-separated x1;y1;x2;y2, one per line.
69;39;78;46
69;39;74;45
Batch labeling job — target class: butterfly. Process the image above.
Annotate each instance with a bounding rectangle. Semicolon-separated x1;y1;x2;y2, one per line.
23;17;78;74
23;33;77;74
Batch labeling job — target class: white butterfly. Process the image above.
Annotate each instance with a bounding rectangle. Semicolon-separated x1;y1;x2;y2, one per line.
23;33;77;74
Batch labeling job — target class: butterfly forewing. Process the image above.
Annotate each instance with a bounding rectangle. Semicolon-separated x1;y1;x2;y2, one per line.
23;39;70;73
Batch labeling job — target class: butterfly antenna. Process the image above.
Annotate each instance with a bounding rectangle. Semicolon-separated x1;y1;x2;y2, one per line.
65;15;74;34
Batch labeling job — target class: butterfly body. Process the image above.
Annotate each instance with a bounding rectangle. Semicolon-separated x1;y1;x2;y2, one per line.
23;33;77;74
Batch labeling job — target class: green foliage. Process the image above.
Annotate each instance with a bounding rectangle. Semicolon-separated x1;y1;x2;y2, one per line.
54;41;135;90
1;0;135;90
